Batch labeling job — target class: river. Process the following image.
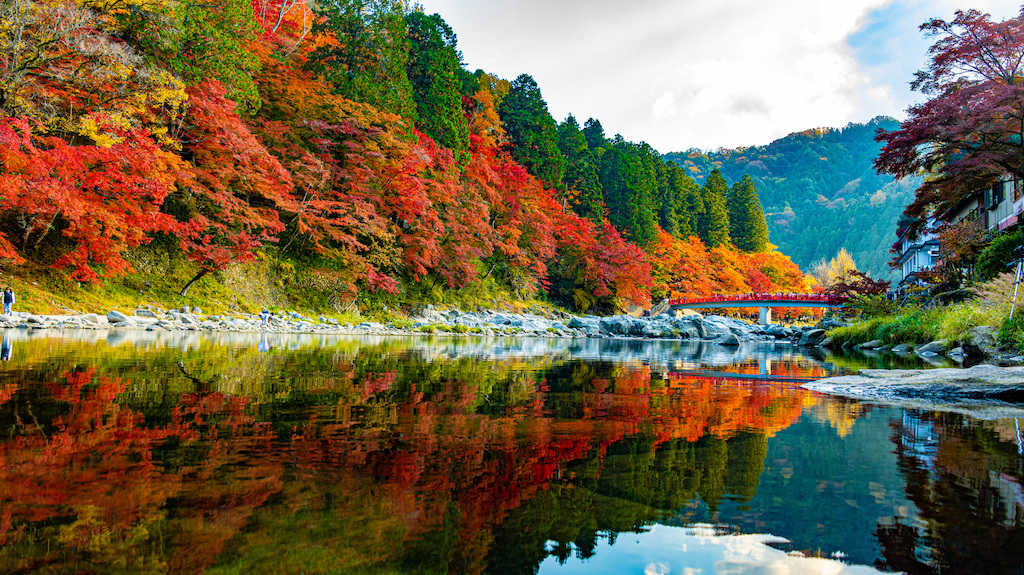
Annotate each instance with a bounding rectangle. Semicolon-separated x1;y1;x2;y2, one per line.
0;329;1020;574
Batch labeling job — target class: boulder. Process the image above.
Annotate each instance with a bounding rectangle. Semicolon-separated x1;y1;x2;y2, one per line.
917;340;949;355
963;326;999;357
858;339;884;349
815;317;847;331
107;310;130;324
891;343;915;353
797;329;827;347
79;313;104;324
819;337;834;347
134;309;158;318
715;333;741;346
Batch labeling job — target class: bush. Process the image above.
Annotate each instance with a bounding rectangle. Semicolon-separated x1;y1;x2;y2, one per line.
999;312;1024;352
977;230;1024;281
846;294;899;318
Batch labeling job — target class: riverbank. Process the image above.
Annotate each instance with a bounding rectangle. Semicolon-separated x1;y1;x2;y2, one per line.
803;365;1024;418
0;303;829;345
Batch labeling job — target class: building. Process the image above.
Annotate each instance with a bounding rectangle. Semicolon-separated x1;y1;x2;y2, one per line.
944;177;1024;232
892;177;1024;288
894;225;939;288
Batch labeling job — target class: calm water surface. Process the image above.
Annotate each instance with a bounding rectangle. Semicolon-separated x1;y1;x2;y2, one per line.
0;329;1021;574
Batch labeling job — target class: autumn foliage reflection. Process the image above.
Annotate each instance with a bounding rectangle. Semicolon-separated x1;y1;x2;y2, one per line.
0;345;826;572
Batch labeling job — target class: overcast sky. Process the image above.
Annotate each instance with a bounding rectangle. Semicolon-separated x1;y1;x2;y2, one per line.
415;0;1023;153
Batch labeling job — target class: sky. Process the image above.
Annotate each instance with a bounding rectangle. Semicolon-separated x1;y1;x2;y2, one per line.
415;0;1024;153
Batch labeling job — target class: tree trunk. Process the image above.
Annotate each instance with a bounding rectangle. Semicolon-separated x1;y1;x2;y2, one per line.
180;269;208;297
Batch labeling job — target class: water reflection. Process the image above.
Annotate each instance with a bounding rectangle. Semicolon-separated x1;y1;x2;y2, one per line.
536;524;887;574
0;330;1017;573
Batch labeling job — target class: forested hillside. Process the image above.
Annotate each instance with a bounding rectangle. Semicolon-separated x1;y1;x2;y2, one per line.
665;117;920;281
0;0;813;315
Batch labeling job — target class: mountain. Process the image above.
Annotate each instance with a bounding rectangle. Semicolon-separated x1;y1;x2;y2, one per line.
664;117;918;281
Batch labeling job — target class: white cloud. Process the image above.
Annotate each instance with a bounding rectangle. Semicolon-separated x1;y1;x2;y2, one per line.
418;0;1024;151
652;91;677;119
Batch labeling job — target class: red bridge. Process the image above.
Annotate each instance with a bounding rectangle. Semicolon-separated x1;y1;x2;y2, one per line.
667;293;846;324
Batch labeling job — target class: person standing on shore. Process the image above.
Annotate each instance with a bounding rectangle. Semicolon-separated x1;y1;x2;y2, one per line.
3;287;13;315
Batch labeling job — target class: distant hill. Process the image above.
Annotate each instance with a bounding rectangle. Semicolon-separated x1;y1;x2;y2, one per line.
664;117;918;281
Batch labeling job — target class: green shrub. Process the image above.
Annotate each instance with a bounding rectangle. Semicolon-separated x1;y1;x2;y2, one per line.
977;230;1023;281
846;294;899;318
418;324;436;333
999;311;1024;352
450;324;468;333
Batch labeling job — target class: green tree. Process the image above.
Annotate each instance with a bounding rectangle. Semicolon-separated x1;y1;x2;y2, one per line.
170;0;261;111
655;159;701;238
598;138;657;245
405;11;470;157
698;169;730;247
977;230;1023;282
558;115;603;221
728;174;770;252
498;74;566;188
583;117;606;151
307;0;417;120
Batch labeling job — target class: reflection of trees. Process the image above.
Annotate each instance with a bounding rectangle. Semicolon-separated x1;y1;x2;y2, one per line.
0;339;826;573
876;412;1024;573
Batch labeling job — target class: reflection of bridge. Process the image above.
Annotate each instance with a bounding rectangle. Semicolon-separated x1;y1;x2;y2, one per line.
667;293;846;325
667;370;818;384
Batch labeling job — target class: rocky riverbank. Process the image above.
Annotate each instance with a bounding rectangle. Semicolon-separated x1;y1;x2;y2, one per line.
0;303;831;344
803;365;1024;418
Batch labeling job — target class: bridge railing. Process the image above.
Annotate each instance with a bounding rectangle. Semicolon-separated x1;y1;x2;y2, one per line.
668;293;848;306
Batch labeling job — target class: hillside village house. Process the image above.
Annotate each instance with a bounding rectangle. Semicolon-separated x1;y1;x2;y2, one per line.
894;177;1024;288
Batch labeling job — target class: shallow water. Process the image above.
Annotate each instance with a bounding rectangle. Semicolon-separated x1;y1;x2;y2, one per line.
0;329;1020;574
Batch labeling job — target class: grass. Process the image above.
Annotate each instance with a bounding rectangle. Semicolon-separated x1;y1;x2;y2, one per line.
827;300;1021;352
0;243;578;324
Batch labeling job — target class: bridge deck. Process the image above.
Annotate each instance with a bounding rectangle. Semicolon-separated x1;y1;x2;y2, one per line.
668;293;844;310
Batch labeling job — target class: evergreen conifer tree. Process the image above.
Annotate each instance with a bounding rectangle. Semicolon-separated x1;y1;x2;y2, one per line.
598;138;657;245
405;12;470;158
498;74;566;189
698;169;730;247
728;174;770;252
583;118;606;151
558;115;603;221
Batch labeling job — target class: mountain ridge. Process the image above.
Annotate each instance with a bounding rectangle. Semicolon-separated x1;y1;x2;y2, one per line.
664;116;918;281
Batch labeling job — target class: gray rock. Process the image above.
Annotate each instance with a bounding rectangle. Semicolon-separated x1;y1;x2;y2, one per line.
819;337;834;347
917;340;949;354
134;309;158;318
715;333;741;346
948;347;967;357
891;343;915;353
797;329;827;347
26;315;46;324
816;317;847;331
963;326;999;357
803;365;1024;415
858;339;884;349
107;310;130;323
